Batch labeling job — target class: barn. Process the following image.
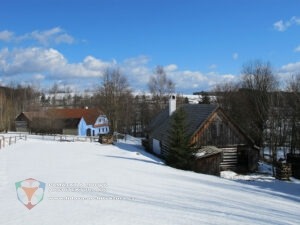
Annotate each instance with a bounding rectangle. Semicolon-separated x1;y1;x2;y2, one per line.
15;108;109;136
145;96;259;174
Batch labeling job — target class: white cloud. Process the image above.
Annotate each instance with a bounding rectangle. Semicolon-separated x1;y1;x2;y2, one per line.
34;74;45;80
123;55;149;67
273;20;290;32
222;74;236;80
0;47;114;79
24;27;75;46
280;61;300;73
232;52;239;60
0;30;14;42
209;64;217;70
0;47;239;93
121;56;152;90
274;16;300;32
291;16;300;25
82;56;113;71
294;45;300;52
0;27;75;46
277;61;300;86
164;69;237;92
164;64;178;72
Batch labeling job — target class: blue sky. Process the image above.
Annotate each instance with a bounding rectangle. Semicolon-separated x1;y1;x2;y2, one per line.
0;0;300;94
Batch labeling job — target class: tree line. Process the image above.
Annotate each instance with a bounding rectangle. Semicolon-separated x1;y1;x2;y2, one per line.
0;66;177;135
214;60;300;173
0;85;40;131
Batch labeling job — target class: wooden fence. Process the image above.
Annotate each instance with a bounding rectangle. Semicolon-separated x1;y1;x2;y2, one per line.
112;132;141;145
0;133;138;148
0;134;27;149
34;134;99;142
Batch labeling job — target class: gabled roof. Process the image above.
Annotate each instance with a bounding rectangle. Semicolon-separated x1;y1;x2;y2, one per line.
17;111;48;121
148;104;218;144
47;108;103;125
17;108;104;125
148;104;255;148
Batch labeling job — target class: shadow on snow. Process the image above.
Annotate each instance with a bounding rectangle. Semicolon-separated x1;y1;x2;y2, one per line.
104;141;165;166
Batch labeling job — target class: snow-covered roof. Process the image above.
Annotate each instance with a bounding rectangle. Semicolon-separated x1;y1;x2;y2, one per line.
195;146;222;159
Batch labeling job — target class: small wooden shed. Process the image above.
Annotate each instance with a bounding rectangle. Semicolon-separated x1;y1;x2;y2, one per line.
192;146;222;176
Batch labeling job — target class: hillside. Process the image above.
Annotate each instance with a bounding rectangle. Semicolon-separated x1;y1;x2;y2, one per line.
0;136;299;225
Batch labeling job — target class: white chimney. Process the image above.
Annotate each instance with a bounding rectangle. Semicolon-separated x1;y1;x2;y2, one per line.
169;95;176;116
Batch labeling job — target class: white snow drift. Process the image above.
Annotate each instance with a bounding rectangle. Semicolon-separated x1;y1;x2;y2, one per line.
0;136;299;225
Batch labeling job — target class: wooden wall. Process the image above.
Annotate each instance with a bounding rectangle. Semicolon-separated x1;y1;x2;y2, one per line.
192;111;247;148
192;153;222;176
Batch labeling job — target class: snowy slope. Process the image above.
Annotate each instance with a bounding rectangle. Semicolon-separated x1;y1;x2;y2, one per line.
0;137;299;225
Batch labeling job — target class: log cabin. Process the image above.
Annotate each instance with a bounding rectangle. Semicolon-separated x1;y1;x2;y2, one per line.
145;96;259;174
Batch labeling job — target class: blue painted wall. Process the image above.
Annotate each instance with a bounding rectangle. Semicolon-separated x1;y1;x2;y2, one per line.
77;115;109;136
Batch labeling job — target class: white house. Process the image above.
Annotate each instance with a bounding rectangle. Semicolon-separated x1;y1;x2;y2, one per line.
78;114;110;136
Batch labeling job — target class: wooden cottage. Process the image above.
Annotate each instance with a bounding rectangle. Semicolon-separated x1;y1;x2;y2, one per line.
15;108;109;136
145;96;259;174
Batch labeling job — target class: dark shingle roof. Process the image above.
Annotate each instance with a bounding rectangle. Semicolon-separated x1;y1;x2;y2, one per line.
148;104;218;144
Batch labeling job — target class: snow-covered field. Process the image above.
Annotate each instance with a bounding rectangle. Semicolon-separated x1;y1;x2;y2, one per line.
0;136;299;225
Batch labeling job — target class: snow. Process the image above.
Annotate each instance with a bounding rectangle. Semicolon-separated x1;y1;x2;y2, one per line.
0;136;300;225
196;151;206;157
220;162;276;182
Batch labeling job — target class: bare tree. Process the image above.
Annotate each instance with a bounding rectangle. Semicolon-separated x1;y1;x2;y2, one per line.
264;92;291;175
49;82;60;94
214;61;282;174
148;66;175;112
132;94;152;136
0;85;40;131
98;68;132;133
241;61;279;146
214;81;244;127
286;73;300;154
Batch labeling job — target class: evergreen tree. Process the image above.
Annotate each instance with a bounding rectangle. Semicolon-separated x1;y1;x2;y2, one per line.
166;107;195;170
199;91;210;104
